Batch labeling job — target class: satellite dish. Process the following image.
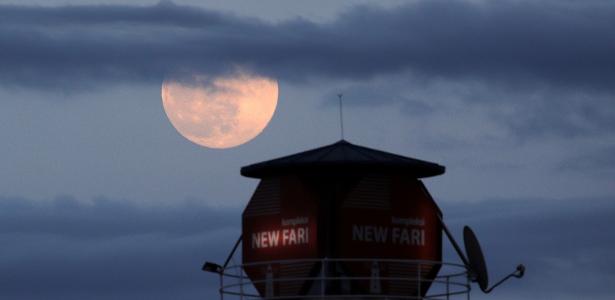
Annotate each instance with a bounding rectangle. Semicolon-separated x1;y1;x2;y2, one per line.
440;217;525;293
463;226;489;292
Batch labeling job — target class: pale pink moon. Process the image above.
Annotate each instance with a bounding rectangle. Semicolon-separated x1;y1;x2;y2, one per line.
161;72;278;149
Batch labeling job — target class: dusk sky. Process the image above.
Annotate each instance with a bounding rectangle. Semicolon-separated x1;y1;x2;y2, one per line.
1;1;614;299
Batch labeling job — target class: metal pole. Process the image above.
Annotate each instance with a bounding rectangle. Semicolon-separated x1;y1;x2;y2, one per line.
223;235;243;269
439;218;470;268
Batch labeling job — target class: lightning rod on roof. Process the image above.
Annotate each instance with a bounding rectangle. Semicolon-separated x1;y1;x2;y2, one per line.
338;93;345;140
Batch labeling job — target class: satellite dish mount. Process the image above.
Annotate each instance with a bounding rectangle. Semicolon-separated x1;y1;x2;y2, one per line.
462;226;525;293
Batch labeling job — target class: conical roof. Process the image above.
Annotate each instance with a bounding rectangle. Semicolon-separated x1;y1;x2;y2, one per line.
241;140;445;179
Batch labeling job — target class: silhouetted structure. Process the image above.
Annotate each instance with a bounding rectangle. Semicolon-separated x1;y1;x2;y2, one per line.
203;140;523;299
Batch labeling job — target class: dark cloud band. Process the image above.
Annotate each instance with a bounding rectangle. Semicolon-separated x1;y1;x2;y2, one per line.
1;195;613;299
1;1;614;90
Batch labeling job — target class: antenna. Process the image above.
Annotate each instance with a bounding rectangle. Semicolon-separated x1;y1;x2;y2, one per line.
338;93;345;140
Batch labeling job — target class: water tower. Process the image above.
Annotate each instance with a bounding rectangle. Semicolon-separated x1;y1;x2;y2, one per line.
203;140;524;299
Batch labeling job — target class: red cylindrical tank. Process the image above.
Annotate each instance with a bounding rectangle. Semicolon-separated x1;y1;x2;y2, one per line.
241;140;445;298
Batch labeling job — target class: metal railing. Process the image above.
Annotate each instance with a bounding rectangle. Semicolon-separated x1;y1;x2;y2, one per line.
217;258;471;300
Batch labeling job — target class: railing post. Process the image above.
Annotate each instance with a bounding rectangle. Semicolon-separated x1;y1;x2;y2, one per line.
239;266;244;300
369;260;382;294
446;276;450;300
266;265;274;299
219;271;224;300
467;273;471;300
417;262;421;300
320;258;326;299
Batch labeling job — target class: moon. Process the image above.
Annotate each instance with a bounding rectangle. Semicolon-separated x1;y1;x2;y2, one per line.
161;72;278;149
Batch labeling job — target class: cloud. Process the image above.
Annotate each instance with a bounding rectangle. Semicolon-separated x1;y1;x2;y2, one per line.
0;195;239;238
320;73;615;141
440;197;615;299
1;195;613;299
558;144;615;174
4;0;613;142
0;196;238;299
1;1;614;91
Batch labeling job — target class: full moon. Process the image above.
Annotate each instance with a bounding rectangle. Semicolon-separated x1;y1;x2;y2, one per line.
161;72;278;149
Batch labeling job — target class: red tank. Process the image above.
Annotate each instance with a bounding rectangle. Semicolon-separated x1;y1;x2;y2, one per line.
241;140;445;297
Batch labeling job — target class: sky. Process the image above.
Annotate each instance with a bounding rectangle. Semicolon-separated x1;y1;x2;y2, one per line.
0;0;614;299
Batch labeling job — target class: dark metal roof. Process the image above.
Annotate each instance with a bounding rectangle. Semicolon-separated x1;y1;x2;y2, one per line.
241;140;445;178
